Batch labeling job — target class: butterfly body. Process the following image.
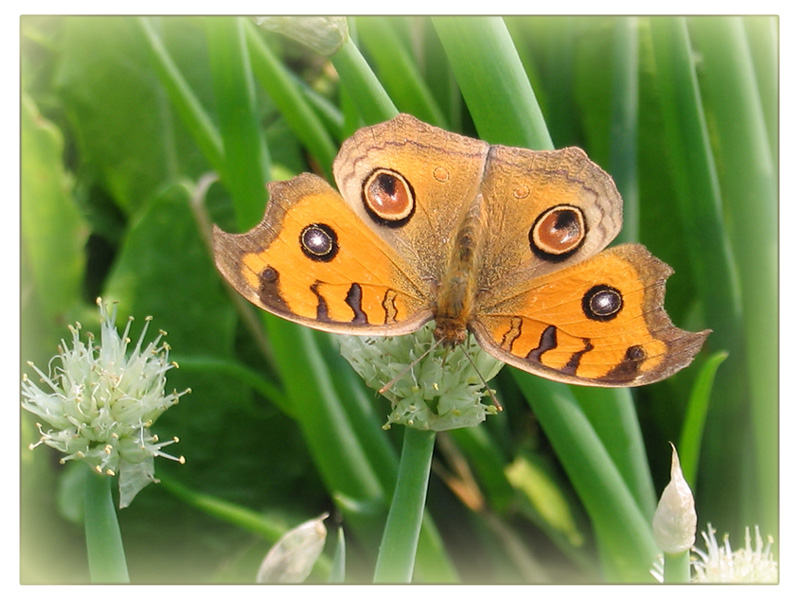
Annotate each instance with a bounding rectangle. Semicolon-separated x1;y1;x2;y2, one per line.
431;195;488;346
213;114;709;387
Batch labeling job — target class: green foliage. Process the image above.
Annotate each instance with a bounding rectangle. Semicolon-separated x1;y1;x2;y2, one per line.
20;15;776;583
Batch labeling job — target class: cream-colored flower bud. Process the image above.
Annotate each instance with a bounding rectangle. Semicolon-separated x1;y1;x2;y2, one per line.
652;443;697;553
257;513;329;583
254;17;348;55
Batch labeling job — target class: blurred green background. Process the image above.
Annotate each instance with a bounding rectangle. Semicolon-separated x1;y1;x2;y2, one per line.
20;15;777;583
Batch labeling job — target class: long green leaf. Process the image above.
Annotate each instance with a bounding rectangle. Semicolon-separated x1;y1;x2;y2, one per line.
678;350;729;489
688;16;777;535
649;17;742;347
744;17;778;164
244;21;338;179
267;320;385;503
514;374;658;582
609;17;640;244
647;16;748;536
137;17;225;173
160;475;333;577
331;33;397;126
160;475;286;541
432;16;552;149
171;355;290;416
356;17;448;128
572;387;656;518
205;16;271;230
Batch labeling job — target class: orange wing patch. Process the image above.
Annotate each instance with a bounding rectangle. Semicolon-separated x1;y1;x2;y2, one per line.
214;173;432;336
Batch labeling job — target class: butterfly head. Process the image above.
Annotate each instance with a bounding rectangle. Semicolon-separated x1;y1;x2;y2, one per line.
433;316;469;347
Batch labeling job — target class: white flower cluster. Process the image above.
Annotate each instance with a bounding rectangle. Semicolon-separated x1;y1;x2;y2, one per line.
339;322;504;431
692;524;778;583
22;299;189;507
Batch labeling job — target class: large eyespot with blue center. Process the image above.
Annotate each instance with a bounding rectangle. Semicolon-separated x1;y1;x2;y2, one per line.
362;168;415;227
582;284;623;321
529;204;586;261
300;223;338;262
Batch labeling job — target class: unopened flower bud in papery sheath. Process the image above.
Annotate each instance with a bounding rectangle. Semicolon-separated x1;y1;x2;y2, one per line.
254;17;348;55
257;513;329;583
653;443;697;554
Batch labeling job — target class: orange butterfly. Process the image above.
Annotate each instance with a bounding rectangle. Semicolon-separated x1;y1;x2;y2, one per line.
214;114;708;387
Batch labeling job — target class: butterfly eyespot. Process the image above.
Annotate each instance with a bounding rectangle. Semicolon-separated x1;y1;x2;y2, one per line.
433;166;450;182
529;204;586;260
300;223;338;262
363;168;415;226
582;284;623;321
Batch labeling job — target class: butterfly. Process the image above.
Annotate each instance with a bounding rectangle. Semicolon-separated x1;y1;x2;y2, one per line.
213;114;709;387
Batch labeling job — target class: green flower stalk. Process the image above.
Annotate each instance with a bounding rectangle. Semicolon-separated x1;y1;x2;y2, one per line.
341;324;503;582
22;298;189;508
339;322;504;432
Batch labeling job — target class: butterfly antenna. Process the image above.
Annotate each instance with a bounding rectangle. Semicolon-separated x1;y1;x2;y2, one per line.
378;336;446;395
459;345;503;411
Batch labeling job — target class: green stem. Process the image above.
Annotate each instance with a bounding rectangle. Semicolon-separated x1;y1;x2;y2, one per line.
609;16;640;244
205;16;271;231
663;550;691;583
84;471;129;583
244;20;338;179
331;35;398;126
689;16;777;535
514;375;658;582
136;17;225;172
373;427;436;583
678;350;729;489
432;16;552;149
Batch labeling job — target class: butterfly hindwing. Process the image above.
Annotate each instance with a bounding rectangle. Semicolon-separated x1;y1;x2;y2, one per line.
471;244;710;386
